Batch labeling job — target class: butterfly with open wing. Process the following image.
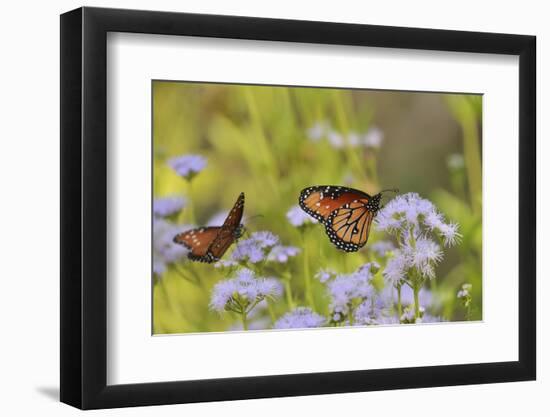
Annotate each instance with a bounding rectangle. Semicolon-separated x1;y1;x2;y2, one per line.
173;192;245;263
298;185;397;252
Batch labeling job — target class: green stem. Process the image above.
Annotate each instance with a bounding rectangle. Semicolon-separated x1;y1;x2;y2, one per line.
331;90;368;183
284;278;295;309
446;96;482;215
348;306;354;326
266;301;277;325
301;231;315;309
366;151;380;187
413;283;420;321
185;180;196;225
397;285;403;320
241;312;248;331
462;114;482;216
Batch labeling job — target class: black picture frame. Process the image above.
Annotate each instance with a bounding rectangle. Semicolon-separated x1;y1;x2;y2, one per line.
60;6;536;410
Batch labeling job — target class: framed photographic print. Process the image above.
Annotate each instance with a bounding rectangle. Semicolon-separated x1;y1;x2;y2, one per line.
60;6;536;409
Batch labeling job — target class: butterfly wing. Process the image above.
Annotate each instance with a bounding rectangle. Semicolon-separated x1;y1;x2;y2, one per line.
207;192;245;261
325;200;376;252
173;226;222;261
172;193;245;263
299;185;371;224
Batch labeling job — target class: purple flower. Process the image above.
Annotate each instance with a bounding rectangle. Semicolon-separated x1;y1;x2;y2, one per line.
231;239;266;264
153;196;186;218
376;193;461;246
286;205;318;227
327;130;344;148
252;231;279;248
411;237;443;279
377;193;460;283
354;285;396;325
382;237;443;283
342;171;355;185
230;231;280;264
307;121;329;142
400;307;422;323
357;261;380;275
399;285;433;308
308;121;384;150
274;307;326;329
315;268;336;283
168;154;207;180
214;259;239;269
326;263;376;316
457;283;473;309
376;315;401;325
153;258;166;277
382;250;408;286
457;283;472;299
371;240;395;257
362;126;384;148
209;268;283;313
399;306;444;324
447;153;465;170
417;314;444;323
354;300;383;325
152;219;191;277
267;245;300;263
437;222;461;247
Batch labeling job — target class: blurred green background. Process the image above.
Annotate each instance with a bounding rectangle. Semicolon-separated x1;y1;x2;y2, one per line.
153;81;482;334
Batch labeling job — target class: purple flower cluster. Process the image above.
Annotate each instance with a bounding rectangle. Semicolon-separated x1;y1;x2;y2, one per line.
400;306;442;324
375;193;461;285
399;285;435;309
315;268;336;283
306;121;384;150
153;196;186;218
324;263;377;319
267;245;301;263
273;307;326;329
209;268;283;313
376;192;461;247
382;238;443;284
353;286;396;325
152;219;192;277
218;231;298;266
362;127;384;148
230;231;279;264
306;121;329;142
457;283;473;308
286;205;318;227
457;283;472;299
168;154;207;180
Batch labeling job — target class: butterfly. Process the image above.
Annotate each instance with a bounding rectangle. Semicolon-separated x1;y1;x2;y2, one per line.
298;185;396;252
173;192;245;263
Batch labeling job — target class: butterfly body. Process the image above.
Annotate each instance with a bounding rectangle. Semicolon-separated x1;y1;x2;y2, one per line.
299;186;384;252
173;192;245;263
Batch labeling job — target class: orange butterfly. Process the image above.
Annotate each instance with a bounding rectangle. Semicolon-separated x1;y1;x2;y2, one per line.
299;186;396;252
173;192;245;263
